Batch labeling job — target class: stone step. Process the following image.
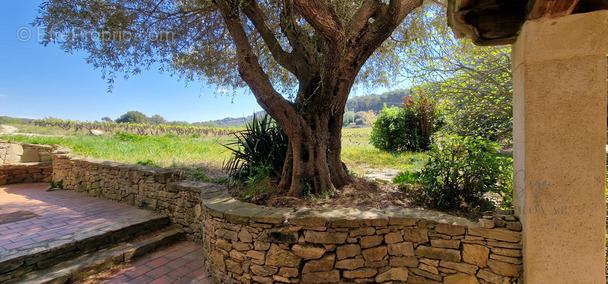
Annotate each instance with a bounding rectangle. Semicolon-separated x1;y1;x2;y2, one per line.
0;215;171;282
6;228;183;284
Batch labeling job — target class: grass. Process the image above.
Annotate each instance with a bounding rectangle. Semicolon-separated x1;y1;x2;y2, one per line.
1;132;232;168
1;125;429;178
341;128;428;174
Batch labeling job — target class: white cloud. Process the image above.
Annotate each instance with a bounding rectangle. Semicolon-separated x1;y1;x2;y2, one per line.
215;88;229;94
0;94;6;98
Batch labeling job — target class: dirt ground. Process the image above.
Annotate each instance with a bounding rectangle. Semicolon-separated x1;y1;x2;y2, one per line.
0;124;18;135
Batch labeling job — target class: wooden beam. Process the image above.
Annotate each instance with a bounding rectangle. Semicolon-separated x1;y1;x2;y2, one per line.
528;0;580;19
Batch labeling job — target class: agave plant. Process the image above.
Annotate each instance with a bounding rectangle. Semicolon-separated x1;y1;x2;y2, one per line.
223;114;289;181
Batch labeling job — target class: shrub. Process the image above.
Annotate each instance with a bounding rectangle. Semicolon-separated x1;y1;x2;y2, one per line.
370;94;442;152
393;171;420;185
223;114;288;181
416;136;513;212
114;132;146;141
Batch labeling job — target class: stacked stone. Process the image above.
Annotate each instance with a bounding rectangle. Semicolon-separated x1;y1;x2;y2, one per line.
479;214;522;232
201;191;523;284
0;141;53;185
0;141;53;164
0;163;52;185
51;151;210;242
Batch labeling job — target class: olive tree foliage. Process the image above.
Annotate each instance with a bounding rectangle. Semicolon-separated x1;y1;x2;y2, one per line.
401;2;513;143
35;0;429;196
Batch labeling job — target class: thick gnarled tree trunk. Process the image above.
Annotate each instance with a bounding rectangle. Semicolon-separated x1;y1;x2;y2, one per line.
216;0;423;196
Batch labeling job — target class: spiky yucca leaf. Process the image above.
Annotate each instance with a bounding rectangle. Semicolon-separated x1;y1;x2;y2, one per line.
223;114;288;181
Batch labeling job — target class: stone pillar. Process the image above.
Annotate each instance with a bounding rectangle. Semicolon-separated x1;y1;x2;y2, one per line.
512;11;608;284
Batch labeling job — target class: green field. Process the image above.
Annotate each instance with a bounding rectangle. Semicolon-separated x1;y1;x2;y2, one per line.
1;125;427;180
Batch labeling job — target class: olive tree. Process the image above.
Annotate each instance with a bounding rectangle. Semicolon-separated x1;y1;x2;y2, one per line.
35;0;425;196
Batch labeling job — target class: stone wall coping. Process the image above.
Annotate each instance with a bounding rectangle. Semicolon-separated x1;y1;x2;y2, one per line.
0;162;52;167
54;154;180;175
0;140;54;149
199;186;481;228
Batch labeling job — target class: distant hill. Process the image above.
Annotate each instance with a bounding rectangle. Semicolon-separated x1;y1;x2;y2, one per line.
193;111;266;128
345;89;411;113
0;116;33;125
195;89;411;127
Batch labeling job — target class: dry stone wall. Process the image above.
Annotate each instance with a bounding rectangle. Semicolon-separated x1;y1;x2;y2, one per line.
0;140;53;185
4;141;524;283
201;187;523;284
51;152;215;242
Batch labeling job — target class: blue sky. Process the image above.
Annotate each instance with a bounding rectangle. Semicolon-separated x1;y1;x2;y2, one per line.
0;0;265;123
0;1;393;123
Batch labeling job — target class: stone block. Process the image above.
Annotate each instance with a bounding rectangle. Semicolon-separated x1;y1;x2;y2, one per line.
387;241;414;256
21;148;40;162
335;258;365;270
301;270;340;283
389;256;419;267
477;269;507;283
359;235;383;248
489;254;522;264
226;259;244;274
336;244;361;260
440;260;479;275
375;267;409;282
250;264;277;276
292;244;326;259
384;232;404;244
415;246;461;262
361;246;387;261
5;154;20;164
431;239;460;249
410;267;442;281
487;259;521;277
305;231;347;244
350;227;375;236
302;253;335;273
462;244;490;267
238;228;253;243
343;268;378;279
444;273;480;284
403;228;429;243
278;267;299;278
406;275;442;284
479;219;495;229
245;250;265;260
435;223;465;236
265;244;301;267
467;227;521;243
491;247;522;258
419;263;439;274
6;144;23;155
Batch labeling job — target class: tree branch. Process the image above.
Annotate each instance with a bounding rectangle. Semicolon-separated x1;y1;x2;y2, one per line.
292;0;344;44
241;0;297;74
215;0;298;129
279;0;317;72
292;0;345;109
350;0;422;64
346;0;382;40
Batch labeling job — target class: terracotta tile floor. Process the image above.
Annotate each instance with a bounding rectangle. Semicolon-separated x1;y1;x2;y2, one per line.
102;241;211;284
0;183;211;283
0;183;165;261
